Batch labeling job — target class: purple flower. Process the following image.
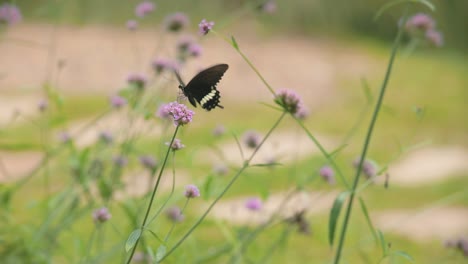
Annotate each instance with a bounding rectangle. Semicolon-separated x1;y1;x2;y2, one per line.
127;73;147;89
135;1;155;18
242;130;261;149
0;3;22;25
259;1;277;14
109;95;127;108
139;155;157;171
93;207;111;223
188;43;203;57
177;35;195;52
99;131;113;144
184;184;200;198
113;155;128;167
275;88;304;115
126;20;138;31
405;13;435;34
294;105;310;120
198;19;214;35
212;124;226;137
353;157;378;179
245;197;262;211
166;138;185;151
159;101;194;126
152;58;180;74
37;99;48;112
426;30;444;47
166;206;184;222
156;103;171;120
319;165;335;185
58;131;71;144
213;163;228;176
164;12;189;32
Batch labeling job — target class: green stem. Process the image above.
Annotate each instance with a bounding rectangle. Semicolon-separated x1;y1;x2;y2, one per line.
333;9;407;264
125;125;180;264
161;112;287;260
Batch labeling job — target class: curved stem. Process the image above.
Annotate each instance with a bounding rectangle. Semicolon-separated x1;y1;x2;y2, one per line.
333;8;408;264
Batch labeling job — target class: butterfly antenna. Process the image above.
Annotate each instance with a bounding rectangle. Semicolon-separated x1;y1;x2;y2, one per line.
174;69;186;88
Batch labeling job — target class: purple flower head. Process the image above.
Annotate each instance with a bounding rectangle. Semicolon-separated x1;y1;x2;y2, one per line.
0;3;22;25
319;165;335;185
242;130;261;149
127;73;147;89
275;88;304;115
353;157;378;179
135;1;155;18
212;124;226;137
156;103;171;120
93;207;111;223
177;35;195;52
184;184;200;198
198;19;214;35
152;58;180;74
37;99;48;112
166;206;185;222
139;155;158;170
166;138;185;151
113;155;128;167
426;30;444;47
188;43;203;57
164;12;189;32
294;105;310;120
159;101;194;126
109;95;127;109
213;163;228;176
126;20;138;31
245;197;262;211
259;1;277;14
405;13;435;34
99;130;113;144
58;131;71;144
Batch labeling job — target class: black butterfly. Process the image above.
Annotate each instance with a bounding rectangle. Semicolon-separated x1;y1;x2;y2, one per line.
174;64;228;111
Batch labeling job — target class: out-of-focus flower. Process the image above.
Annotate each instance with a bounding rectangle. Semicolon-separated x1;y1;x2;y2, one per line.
166;206;184;222
184;184;200;198
139;155;158;171
126;20;138;31
245;197;262;211
58;131;71;144
294;105;310;120
109;95;127;109
198;19;214;35
99;131;113;144
274;88;305;115
0;3;22;25
177;35;194;52
242;130;261;149
445;237;468;257
353;157;378;179
166;138;185;151
93;207;111;223
132;252;151;263
405;13;435;34
135;1;155;18
319;165;335;185
37;99;48;112
188;43;203;57
426;30;444;47
213;163;228;176
259;1;277;14
127;73;147;89
113;155;128;167
159;102;194;126
164;12;189;32
212;124;226;137
152;58;180;74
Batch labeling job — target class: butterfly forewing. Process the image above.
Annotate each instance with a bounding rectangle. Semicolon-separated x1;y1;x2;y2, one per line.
182;64;228;110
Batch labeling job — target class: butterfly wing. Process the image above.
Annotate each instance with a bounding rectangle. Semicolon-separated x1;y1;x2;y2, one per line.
183;64;228;110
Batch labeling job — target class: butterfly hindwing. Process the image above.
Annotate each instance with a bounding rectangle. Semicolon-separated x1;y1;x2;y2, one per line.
183;64;228;110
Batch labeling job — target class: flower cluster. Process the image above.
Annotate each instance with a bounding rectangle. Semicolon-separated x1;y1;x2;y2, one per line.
139;155;158;171
319;165;335;185
37;99;48;112
353;157;378;179
176;35;203;60
113;155;128;167
259;1;277;14
158;102;194;126
109;95;127;109
166;138;185;151
198;19;214;35
127;73;147;89
274;88;306;115
152;58;180;74
184;184;200;198
242;130;261;149
445;237;468;257
164;12;189;32
0;3;22;25
245;197;263;211
126;20;138;31
98;131;113;144
135;1;155;18
404;13;443;47
166;206;184;222
93;207;111;223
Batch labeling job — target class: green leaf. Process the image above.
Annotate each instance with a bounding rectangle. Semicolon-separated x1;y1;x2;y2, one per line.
203;175;214;200
155;245;167;263
377;230;388;256
393;250;414;261
231;36;239;49
358;197;378;244
125;229;142;252
328;191;349;246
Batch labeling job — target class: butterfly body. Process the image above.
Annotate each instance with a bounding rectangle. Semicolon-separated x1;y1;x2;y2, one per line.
175;64;228;111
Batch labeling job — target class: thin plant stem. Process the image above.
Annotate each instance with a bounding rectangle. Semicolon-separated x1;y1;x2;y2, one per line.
125;125;181;264
333;8;408;264
161;111;287;260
